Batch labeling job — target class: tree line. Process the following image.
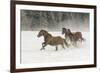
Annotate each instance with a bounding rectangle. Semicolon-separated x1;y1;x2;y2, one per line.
21;10;89;31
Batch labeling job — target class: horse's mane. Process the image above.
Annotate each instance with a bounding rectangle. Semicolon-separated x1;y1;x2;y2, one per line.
42;30;52;37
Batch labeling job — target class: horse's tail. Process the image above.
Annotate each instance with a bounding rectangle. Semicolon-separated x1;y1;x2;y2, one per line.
80;32;86;41
63;39;69;47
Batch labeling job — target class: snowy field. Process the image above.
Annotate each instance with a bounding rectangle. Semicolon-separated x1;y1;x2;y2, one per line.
21;31;92;65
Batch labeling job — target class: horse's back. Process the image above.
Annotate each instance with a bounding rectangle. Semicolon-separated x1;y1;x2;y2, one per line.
71;32;82;41
53;36;63;42
74;32;82;37
49;36;64;45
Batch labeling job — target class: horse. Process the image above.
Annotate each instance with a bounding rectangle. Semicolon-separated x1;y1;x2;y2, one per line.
62;28;85;46
37;29;69;51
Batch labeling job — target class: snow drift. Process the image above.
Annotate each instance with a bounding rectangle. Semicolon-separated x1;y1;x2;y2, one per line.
21;31;93;66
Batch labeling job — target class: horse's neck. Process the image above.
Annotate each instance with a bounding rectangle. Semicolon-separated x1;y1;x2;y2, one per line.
43;33;52;42
65;31;73;38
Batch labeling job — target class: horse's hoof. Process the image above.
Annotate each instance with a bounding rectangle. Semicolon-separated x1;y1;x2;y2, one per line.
40;48;45;51
40;48;43;50
55;49;58;51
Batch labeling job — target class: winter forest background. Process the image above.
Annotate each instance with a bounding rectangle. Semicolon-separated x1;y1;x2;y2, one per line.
21;10;90;31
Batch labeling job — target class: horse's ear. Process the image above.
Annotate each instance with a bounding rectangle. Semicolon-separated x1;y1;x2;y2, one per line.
62;28;66;31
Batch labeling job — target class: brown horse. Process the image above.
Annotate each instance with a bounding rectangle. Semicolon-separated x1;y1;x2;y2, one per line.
37;30;69;51
62;28;85;46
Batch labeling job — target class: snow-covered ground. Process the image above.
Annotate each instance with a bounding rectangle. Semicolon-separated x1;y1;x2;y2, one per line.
21;31;92;65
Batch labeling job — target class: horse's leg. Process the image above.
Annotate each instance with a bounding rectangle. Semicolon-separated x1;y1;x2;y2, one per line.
61;43;65;49
55;46;58;51
40;47;45;50
42;42;45;47
41;42;48;50
74;41;78;47
70;39;74;46
71;37;77;47
71;39;76;47
40;45;45;50
79;38;82;45
40;42;46;50
72;41;75;46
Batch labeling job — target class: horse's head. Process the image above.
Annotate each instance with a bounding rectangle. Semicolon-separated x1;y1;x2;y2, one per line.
67;29;71;34
65;29;72;37
62;28;66;35
62;28;71;36
37;30;47;37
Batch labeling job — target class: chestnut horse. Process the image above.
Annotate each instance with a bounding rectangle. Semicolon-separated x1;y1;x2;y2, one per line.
62;28;85;46
37;30;69;51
